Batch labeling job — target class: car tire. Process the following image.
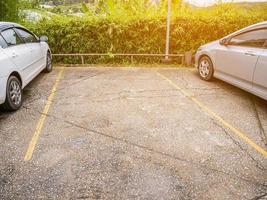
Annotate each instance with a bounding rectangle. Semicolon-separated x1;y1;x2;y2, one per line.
198;56;214;81
2;76;22;111
44;51;52;73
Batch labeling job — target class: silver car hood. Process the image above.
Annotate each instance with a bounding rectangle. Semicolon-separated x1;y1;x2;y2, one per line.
200;40;219;49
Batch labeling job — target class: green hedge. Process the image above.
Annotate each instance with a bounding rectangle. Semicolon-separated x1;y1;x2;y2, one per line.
25;14;266;64
0;0;19;21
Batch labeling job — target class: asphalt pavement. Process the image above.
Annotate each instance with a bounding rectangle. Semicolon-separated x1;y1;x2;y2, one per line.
0;67;266;200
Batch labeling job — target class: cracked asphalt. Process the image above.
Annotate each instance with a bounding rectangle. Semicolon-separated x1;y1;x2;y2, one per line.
0;67;267;200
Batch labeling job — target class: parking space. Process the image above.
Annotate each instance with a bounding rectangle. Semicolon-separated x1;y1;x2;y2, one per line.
0;67;267;199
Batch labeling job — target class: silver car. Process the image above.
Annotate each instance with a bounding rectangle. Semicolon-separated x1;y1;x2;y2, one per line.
195;21;267;101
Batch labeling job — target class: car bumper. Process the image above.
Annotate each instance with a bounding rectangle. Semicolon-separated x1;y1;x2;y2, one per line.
0;76;7;104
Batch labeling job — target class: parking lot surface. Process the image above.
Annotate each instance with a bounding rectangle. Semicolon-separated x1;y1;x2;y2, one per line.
0;67;267;200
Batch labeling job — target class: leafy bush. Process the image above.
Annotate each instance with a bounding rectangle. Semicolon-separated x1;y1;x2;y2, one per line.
24;3;267;64
0;0;19;21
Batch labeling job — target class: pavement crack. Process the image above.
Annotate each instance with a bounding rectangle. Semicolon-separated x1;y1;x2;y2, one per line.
35;110;267;188
172;71;248;97
97;89;178;96
158;72;266;171
77;196;90;199
250;192;267;200
251;97;267;147
190;92;241;98
173;71;221;91
22;70;108;107
91;94;184;103
210;116;266;171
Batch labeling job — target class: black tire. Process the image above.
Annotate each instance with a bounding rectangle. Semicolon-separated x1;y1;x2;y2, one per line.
198;56;214;81
44;51;52;73
2;76;22;111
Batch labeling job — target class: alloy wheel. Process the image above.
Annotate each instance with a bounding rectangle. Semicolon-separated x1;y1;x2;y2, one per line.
199;59;210;78
9;80;22;106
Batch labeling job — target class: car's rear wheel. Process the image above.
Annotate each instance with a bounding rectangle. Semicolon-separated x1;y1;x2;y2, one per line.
198;56;214;81
2;76;22;111
44;51;52;73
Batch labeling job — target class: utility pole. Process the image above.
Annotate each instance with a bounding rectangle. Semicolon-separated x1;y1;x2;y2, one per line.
165;0;171;60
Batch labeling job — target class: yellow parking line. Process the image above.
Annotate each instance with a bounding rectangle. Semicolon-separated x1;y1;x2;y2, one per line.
24;68;65;161
157;72;267;158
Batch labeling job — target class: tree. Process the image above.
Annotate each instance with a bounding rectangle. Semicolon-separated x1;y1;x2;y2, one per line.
0;0;19;22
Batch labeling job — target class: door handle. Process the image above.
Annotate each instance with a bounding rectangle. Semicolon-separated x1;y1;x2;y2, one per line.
244;51;257;56
11;53;18;58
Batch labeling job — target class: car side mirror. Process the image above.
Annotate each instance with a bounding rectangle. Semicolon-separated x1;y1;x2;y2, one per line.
219;38;229;46
39;35;48;42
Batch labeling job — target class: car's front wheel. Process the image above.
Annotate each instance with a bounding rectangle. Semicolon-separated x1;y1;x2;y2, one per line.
198;56;214;81
44;51;52;73
2;76;22;111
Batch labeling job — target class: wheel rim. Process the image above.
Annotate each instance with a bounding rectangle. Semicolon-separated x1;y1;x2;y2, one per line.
9;80;21;106
199;59;210;78
47;54;52;70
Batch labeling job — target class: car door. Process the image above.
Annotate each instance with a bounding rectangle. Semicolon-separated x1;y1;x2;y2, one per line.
253;48;267;100
214;29;267;90
0;34;14;103
0;34;11;77
14;28;44;84
0;28;33;87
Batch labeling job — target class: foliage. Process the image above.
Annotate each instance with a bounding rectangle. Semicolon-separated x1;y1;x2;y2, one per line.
49;3;82;14
0;0;19;21
0;0;42;21
39;0;88;6
22;2;267;64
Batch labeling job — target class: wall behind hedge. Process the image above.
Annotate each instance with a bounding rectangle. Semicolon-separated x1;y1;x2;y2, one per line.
26;15;266;64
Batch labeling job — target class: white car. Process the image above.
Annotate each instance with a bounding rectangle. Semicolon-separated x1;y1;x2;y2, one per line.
0;22;52;111
195;21;267;101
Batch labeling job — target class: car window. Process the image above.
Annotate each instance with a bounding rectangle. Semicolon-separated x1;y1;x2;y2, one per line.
230;29;267;48
15;28;38;43
0;35;8;49
1;29;23;46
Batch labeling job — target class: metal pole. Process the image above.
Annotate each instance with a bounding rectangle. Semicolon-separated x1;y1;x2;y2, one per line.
165;0;171;60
